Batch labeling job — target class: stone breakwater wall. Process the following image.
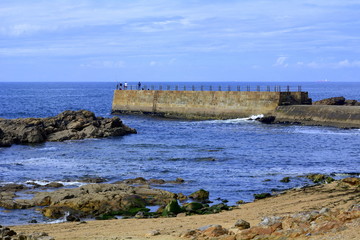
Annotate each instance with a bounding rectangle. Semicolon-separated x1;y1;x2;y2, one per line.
274;105;360;128
112;90;310;119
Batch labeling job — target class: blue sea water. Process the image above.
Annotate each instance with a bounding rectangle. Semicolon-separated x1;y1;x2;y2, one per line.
0;81;360;225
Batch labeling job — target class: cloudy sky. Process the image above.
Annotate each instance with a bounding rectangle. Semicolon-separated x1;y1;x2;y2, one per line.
1;0;360;82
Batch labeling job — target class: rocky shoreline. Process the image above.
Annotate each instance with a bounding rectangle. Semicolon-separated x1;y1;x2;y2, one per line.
0;110;137;147
0;176;232;224
0;174;352;225
8;176;360;240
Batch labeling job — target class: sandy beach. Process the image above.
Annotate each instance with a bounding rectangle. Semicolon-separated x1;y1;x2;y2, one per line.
10;178;360;240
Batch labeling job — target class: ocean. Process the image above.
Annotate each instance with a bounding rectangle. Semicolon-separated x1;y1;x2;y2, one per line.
0;81;360;225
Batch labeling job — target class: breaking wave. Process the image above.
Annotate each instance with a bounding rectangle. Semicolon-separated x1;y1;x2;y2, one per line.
204;114;264;124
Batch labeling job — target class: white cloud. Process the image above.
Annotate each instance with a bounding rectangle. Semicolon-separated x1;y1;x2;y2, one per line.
337;59;360;68
149;58;177;67
149;61;158;66
1;0;360;80
274;56;288;67
296;59;360;69
81;60;125;68
1;24;46;36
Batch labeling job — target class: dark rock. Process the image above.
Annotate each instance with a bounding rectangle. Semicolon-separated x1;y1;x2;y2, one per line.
78;176;107;183
118;177;185;186
258;116;276;124
189;189;209;201
344;99;360;106
45;182;64;188
121;195;147;209
0;128;12;147
0;110;136;147
29;219;38;223
313;96;346;105
4;229;17;236
196;157;216;161
148;179;166;184
280;177;291;183
183;202;204;212
254;192;272;200
305;174;335;184
341;177;360;186
208;203;229;212
177;193;188;201
66;214;81;222
27;182;42;188
134;211;145;219
0;184;27;192
234;219;251;229
120;177;147;185
236;200;245;204
42;206;80;219
162;199;183;216
175;178;185;183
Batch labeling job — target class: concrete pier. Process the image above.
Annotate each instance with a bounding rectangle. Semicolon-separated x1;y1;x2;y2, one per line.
111;88;360;128
112;89;310;119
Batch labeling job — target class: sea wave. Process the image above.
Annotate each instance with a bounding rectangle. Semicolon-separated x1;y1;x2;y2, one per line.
46;212;70;224
25;180;87;187
204;114;264;124
291;127;360;135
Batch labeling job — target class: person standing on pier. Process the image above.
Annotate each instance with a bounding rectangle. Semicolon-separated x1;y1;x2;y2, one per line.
138;82;141;90
124;82;128;90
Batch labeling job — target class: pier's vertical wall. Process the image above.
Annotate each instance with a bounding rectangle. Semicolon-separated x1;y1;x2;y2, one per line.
112;90;310;119
274;105;360;128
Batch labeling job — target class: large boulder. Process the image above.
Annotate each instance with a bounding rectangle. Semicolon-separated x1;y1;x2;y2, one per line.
313;97;345;105
162;199;183;216
0;110;136;147
189;189;210;202
305;174;335;184
344;99;360;106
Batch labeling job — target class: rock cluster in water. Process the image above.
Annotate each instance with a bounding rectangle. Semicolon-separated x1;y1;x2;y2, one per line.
0;110;137;147
313;96;360;106
0;182;176;219
0;177;234;222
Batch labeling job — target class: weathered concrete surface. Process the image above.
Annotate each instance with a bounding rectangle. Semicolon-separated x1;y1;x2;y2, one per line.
274;105;360;128
112;90;310;119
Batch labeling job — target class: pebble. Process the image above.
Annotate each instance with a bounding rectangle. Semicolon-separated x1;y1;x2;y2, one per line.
145;230;160;237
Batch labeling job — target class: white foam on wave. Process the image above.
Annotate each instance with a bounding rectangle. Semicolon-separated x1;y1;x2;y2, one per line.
292;127;360;136
25;180;86;187
38;147;57;151
204;114;264;124
46;212;69;224
335;173;360;177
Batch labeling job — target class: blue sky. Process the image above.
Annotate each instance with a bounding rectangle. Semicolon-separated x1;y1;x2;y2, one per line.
1;0;360;82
